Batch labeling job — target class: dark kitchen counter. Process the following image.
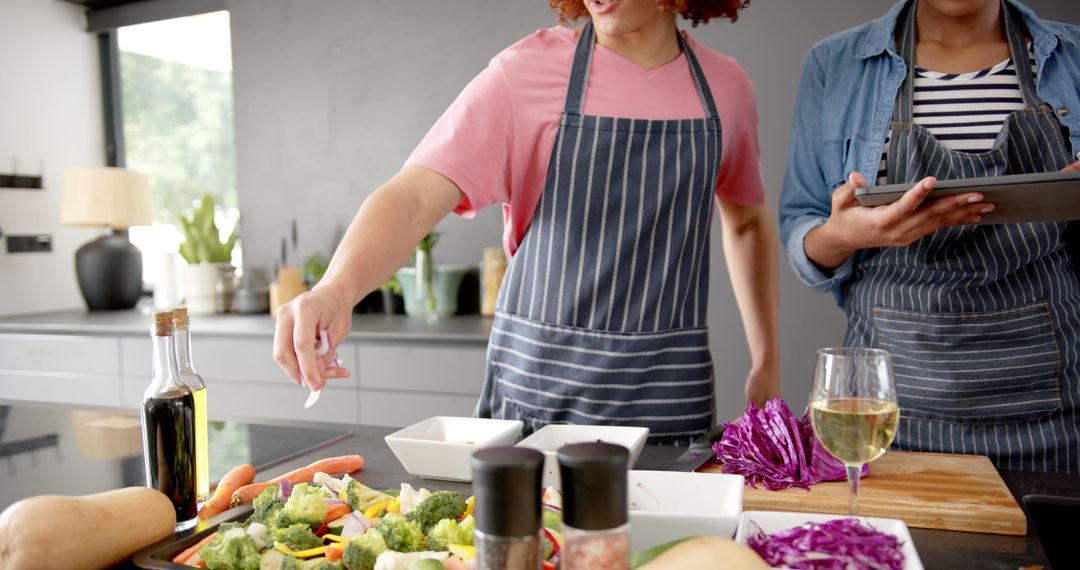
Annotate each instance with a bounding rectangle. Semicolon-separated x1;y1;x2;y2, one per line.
0;399;1073;569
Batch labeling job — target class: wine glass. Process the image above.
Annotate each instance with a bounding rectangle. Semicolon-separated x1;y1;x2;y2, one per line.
809;347;900;515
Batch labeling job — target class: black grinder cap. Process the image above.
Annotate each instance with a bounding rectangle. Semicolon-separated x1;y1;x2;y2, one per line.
471;446;545;537
558;441;629;531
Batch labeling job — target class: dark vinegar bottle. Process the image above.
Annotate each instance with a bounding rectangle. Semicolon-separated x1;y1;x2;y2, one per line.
141;310;198;531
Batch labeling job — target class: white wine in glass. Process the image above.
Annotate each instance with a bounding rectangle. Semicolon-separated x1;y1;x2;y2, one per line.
810;348;899;514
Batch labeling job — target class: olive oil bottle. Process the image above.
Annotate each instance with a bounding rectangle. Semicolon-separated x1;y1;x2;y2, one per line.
141;310;198;531
172;307;209;505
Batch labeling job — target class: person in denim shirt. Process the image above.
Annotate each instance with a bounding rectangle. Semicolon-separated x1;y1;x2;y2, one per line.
780;0;1080;474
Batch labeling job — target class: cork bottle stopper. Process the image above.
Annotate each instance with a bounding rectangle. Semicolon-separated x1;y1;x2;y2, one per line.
173;306;190;331
153;310;175;337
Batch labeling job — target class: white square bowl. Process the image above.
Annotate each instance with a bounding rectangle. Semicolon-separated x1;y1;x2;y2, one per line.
735;511;924;570
627;470;744;553
384;416;524;482
514;424;649;489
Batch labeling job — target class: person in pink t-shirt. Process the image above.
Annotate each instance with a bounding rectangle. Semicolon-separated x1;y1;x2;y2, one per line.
274;0;780;444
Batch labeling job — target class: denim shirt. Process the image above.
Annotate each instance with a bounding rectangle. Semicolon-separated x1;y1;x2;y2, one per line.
778;0;1080;306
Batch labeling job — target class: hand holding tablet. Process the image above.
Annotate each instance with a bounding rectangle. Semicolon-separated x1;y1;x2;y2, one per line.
855;171;1080;225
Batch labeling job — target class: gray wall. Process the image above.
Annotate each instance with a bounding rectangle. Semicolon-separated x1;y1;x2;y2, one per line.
230;0;1079;421
0;0;105;316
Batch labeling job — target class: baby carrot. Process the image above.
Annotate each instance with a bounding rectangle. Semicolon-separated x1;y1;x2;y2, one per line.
198;464;256;519
324;503;351;525
230;455;365;507
172;531;218;565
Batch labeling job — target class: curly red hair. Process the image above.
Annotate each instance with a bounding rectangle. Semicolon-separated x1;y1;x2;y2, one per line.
548;0;749;26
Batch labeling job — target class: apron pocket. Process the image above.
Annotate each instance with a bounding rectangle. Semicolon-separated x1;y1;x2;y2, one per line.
487;311;715;440
872;302;1062;425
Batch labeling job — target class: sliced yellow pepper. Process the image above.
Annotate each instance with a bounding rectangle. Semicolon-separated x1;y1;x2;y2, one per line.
273;542;327;559
364;498;392;518
386;497;401;514
459;496;475;521
448;544;476;560
339;490;348;501
322;534;348;544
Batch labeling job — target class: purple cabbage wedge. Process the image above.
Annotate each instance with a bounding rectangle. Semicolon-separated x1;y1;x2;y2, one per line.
713;399;868;490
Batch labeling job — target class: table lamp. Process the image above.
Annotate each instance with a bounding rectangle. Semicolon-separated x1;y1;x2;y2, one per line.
59;167;153;311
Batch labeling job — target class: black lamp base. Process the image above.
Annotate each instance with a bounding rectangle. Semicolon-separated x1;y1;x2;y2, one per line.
75;230;143;311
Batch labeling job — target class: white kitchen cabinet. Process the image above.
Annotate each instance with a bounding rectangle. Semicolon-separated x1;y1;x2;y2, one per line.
356;344;486;394
120;337;360;389
0;312;491;428
358;389;479;427
0;334;119;375
0;370;122;408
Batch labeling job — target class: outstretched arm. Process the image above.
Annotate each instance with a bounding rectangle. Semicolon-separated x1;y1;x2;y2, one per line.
273;166;463;390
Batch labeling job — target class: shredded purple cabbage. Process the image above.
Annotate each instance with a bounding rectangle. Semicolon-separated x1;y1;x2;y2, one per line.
747;518;905;570
714;399;868;490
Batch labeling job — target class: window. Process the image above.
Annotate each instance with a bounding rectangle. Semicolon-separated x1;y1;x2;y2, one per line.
113;11;238;284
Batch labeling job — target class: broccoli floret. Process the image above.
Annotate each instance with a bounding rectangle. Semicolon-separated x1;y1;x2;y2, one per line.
270;523;324;551
300;560;342;570
272;483;329;531
258;550;300;570
249;484;287;527
404;491;467;532
425;515;474;551
200;526;261;570
345;480;393;513
342;527;388;570
374;514;426;553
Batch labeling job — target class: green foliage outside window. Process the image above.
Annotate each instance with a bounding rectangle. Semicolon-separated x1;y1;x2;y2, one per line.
120;51;235;224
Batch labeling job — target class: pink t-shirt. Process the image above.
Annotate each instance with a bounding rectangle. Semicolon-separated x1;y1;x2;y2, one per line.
405;25;766;257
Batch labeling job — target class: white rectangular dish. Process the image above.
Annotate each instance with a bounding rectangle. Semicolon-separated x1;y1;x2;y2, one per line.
384;416;523;482
514;424;649;488
735;511;924;570
627;470;744;553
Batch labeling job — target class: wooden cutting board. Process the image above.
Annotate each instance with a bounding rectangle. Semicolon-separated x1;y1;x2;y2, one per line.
699;451;1027;536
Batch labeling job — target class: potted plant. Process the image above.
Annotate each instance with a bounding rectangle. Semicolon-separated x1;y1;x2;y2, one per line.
395;232;468;318
178;193;238;315
303;252;330;287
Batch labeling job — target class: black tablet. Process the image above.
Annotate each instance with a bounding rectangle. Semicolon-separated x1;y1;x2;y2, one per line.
854;170;1080;225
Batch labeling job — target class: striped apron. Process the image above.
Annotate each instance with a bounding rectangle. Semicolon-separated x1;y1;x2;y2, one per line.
475;22;722;445
845;1;1080;474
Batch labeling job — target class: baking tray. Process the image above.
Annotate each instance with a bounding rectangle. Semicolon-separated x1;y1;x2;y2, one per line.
131;504;254;569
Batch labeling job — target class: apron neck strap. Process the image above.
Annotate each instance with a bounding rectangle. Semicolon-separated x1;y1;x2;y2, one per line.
894;0;1043;123
563;21;720;120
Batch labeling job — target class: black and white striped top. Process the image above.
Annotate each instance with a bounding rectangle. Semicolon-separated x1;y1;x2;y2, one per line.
877;46;1037;182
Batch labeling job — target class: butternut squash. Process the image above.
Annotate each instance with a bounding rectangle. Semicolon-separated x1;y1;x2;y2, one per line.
0;487;176;570
636;536;769;570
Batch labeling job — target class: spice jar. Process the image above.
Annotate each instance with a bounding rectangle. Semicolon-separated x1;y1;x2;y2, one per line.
471;446;544;570
481;246;507;316
558;442;631;570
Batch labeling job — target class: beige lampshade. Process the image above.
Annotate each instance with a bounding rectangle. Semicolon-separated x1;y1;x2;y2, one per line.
59;167;153;229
